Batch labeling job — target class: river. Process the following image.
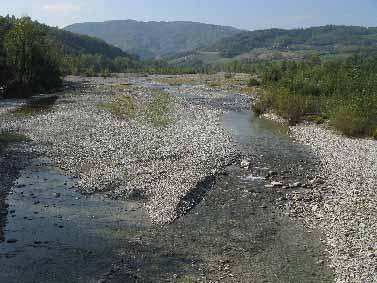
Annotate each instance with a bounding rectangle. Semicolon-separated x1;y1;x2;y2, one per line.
0;76;334;282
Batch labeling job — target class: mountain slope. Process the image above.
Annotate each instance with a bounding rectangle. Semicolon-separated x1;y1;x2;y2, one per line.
64;20;241;59
35;23;131;59
206;25;377;57
165;25;377;68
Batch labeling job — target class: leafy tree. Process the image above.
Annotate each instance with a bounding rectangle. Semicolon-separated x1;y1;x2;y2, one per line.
4;17;36;85
2;17;63;96
0;16;13;89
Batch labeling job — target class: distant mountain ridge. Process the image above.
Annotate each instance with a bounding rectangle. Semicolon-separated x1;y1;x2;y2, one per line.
165;25;377;68
64;20;241;59
205;25;377;57
43;25;131;59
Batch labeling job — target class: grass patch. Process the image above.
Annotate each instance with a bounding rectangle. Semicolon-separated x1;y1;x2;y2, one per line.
144;91;172;127
157;76;202;86
157;73;251;91
98;90;173;127
98;95;136;119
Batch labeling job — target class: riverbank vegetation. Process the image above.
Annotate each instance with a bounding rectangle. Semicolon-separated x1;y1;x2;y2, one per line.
253;54;377;138
0;16;62;97
0;15;141;98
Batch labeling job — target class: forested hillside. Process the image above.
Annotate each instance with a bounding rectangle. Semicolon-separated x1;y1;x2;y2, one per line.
64;20;241;59
206;25;377;57
43;25;129;59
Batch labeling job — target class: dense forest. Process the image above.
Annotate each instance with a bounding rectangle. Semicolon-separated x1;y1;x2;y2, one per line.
253;54;377;138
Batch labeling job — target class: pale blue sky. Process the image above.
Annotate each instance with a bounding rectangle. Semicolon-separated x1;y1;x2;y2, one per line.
1;0;377;30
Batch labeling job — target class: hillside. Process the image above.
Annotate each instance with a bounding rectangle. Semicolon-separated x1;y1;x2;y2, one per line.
39;24;131;60
64;20;241;59
206;25;377;57
167;25;377;68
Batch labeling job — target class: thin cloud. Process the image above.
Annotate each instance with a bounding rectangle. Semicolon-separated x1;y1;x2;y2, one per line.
43;3;81;13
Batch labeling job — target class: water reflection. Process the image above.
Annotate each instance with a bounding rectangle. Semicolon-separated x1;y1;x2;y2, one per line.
0;197;6;243
11;95;58;116
0;159;150;283
223;110;289;145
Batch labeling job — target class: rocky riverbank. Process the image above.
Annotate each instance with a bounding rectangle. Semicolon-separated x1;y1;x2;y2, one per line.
289;125;377;283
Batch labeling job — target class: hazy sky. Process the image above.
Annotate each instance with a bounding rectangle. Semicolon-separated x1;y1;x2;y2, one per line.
1;0;377;30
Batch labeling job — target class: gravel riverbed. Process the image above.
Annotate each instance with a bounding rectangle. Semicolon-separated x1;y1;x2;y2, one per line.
2;75;375;282
289;125;377;283
1;76;238;224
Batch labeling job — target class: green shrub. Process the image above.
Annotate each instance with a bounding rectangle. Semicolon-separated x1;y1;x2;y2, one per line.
373;129;377;140
275;90;306;124
252;89;274;115
308;115;325;125
330;104;372;137
247;78;261;87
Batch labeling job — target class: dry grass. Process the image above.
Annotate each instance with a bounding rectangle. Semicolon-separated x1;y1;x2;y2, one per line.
155;73;252;91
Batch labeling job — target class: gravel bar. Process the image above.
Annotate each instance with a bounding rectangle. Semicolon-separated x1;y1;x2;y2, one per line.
1;77;238;224
289;125;377;283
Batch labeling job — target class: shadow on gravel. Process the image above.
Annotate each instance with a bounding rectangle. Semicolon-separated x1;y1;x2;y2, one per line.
11;95;58;116
176;176;216;218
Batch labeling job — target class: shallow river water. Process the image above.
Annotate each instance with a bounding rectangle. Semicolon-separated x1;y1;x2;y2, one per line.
0;158;150;283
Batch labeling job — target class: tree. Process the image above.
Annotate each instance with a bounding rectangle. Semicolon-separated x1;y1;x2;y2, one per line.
0;16;12;89
4;17;36;85
3;17;62;97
